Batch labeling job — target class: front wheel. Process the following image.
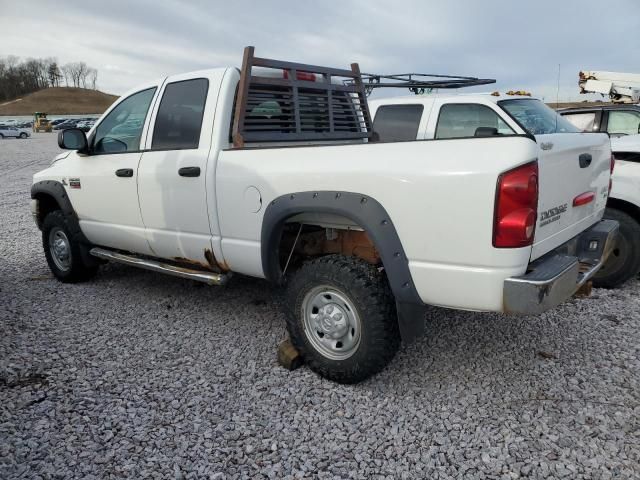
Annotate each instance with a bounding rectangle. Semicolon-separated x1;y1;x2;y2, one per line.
42;210;98;283
593;208;640;288
284;255;400;384
19;132;27;139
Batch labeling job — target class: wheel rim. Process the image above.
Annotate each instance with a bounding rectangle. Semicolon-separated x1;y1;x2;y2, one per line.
596;233;629;278
301;286;362;360
49;227;72;272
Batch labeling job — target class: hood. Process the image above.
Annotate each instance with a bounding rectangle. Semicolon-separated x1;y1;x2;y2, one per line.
51;151;71;165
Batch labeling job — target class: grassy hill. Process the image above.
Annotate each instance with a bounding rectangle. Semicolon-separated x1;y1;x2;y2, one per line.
0;87;118;115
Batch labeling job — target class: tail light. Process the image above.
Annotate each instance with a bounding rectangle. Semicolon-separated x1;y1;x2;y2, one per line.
610;153;616;173
283;70;316;82
609;153;615;193
493;161;538;248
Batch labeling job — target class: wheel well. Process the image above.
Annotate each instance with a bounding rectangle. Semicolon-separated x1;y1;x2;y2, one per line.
277;219;380;275
607;198;640;224
34;193;61;227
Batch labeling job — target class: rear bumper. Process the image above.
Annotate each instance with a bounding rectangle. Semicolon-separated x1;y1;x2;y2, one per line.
503;219;619;314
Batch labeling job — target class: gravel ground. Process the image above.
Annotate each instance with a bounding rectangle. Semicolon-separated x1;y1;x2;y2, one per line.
1;134;639;479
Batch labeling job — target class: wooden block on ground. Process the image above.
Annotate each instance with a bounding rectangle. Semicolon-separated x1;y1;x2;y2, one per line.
277;338;303;371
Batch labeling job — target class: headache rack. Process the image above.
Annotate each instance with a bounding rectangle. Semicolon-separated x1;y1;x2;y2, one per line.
346;73;497;96
232;46;373;147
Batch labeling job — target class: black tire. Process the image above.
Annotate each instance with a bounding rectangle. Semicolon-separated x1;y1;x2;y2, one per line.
0;133;4;139
19;132;27;139
284;255;400;384
593;208;640;288
42;210;98;283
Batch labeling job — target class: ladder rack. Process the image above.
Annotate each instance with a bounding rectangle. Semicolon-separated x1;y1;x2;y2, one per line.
346;73;496;96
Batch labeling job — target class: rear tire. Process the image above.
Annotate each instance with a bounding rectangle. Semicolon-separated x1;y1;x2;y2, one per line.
593;208;640;288
42;210;98;283
284;255;400;384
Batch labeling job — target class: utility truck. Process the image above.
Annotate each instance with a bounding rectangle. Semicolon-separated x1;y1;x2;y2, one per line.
579;71;640;104
31;49;617;383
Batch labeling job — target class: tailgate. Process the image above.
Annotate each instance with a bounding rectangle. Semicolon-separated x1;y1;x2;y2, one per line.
531;132;611;260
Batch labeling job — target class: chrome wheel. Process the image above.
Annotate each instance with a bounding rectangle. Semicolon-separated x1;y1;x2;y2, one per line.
302;286;361;360
49;227;72;272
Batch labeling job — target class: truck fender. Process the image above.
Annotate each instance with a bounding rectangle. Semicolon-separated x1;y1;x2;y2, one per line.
261;191;426;342
30;180;100;267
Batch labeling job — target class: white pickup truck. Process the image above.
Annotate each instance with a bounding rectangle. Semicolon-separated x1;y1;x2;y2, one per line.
559;104;640;287
31;49;617;383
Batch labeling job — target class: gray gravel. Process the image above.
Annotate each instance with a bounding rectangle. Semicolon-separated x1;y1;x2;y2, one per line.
1;134;640;479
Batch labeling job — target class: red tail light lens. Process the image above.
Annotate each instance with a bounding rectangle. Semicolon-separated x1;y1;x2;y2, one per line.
283;70;316;82
610;153;615;174
609;153;615;194
493;161;538;248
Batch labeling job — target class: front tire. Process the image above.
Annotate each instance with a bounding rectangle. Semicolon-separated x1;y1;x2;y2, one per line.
19;132;27;139
42;210;98;283
284;255;400;384
593;208;640;288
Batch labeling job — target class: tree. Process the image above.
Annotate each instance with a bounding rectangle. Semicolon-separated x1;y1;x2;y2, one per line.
88;68;98;90
0;56;100;102
47;61;62;87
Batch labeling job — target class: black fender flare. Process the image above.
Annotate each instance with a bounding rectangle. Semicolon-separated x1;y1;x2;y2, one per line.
261;191;426;341
31;180;99;267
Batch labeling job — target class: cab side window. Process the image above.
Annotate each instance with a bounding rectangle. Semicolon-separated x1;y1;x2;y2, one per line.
151;78;208;150
435;103;514;139
607;110;640;136
373;105;424;142
563;112;596;132
93;88;156;154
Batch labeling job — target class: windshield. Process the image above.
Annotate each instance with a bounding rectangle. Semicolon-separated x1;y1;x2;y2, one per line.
499;99;580;135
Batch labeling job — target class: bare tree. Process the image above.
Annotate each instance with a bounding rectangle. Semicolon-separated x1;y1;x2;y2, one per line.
61;63;73;86
0;56;100;101
88;68;98;90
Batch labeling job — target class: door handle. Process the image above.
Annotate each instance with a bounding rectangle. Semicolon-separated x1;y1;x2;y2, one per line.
178;166;201;177
115;168;133;177
579;153;592;168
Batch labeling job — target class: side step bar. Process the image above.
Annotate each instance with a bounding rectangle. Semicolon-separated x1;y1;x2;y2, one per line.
90;247;229;286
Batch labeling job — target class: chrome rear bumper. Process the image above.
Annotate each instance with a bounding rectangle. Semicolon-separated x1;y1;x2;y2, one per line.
503;219;619;314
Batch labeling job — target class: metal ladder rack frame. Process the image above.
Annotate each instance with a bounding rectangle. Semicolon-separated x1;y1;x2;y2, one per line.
232;46;373;148
347;73;497;96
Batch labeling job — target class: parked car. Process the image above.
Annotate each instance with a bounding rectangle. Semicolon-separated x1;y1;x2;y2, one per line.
559;104;640;287
53;120;78;130
77;120;96;132
0;125;30;139
30;48;617;383
50;119;69;127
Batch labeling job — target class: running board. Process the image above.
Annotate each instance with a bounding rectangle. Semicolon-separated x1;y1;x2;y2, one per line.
90;247;229;286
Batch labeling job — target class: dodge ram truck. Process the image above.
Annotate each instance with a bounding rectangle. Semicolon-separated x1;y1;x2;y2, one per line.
31;48;618;383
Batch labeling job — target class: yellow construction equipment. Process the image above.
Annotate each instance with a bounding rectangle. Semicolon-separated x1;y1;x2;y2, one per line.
33;112;52;133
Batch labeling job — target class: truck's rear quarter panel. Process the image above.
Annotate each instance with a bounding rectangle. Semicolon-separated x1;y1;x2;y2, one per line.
216;136;539;311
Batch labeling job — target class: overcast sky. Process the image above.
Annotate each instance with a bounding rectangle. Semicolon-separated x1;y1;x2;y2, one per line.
2;0;638;101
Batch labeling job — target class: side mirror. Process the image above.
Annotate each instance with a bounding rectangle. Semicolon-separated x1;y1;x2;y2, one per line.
475;127;499;137
58;128;88;152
